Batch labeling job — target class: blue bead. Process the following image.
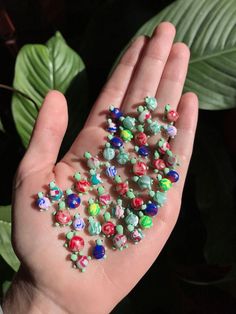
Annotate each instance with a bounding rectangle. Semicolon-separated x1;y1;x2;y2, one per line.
166;170;179;183
138;145;149;157
110;108;122;120
106;166;117;177
66;194;81;209
144;202;158;216
93;245;105;259
110;137;123;149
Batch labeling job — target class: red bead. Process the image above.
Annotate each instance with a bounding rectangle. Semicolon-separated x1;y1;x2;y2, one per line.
153;159;166;170
133;161;147;176
102;221;115;236
135;132;147;146
158;142;170;154
55;210;71;225
167;110;179;122
75;180;91;193
131;197;144;209
116;182;128;196
69;236;84;252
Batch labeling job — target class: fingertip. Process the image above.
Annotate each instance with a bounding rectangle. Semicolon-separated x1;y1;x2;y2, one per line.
154;21;176;37
171;42;190;59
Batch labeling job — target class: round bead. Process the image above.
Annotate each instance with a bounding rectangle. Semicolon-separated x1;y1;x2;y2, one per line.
110;107;122;120
153;159;166;170
167;110;179;122
37;197;51;210
166;170;179;183
88;203;100;216
99;194;111;206
144;203;158;217
130;229;144;243
138;145;149;157
93;244;105;259
69;236;84;252
76;255;89;271
153;191;167;206
158;142;170;154
105;166;117;177
122;116;136;130
66;194;81;209
159;178;172;191
116;182;128;196
145;96;157;111
49;186;63;201
88;219;101;235
139;215;153;229
148;121;161;134
131;197;144;210
110;137;123;149
73;217;85;231
137;175;152;190
133;161;147;176
75;180;91;193
120;129;133;141
102;221;115;237
116;151;129;165
138;110;151;123
135;132;147;146
103;147;115;160
87;157;100;169
55;210;71;225
125;213;139;226
113;234;127;249
166;125;177;138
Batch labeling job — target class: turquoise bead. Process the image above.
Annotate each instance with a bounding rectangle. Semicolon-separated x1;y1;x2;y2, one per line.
122;116;136;130
116;151;129;165
125;213;139;226
145;96;157;111
153;191;167;206
137;175;152;190
148;121;160;134
103;147;115;160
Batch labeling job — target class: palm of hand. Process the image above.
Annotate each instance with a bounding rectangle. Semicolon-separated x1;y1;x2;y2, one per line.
11;23;198;314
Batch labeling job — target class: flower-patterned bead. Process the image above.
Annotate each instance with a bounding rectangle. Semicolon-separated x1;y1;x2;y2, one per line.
131;197;144;210
153;159;166;170
130;229;144;243
135;132;147;146
159;178;172;191
139;215;153;229
75;180;91;193
116;182;129;196
68;236;85;252
133;161;147;176
55;210;72;225
113;234;127;250
102;221;115;237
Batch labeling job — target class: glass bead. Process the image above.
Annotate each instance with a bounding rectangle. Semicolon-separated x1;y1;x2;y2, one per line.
110;137;123;149
166;170;179;183
159;178;172;191
110;107;123;120
133;161;147;176
138;145;149;157
135;132;147;146
66;194;81;209
103;147;115;160
139;215;153;229
93;244;105;259
68;236;84;252
105;166;117;177
144;203;158;217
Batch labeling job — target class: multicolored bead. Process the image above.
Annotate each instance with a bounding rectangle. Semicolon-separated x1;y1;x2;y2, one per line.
87;202;101;216
49;182;63;201
144;202;158;217
130;229;144;243
120;129;133;142
102;221;115;237
75;255;90;272
133;161;147;176
153;159;166;170
66;192;81;209
110;107;123;120
105;165;117;177
113;234;127;250
116;182;129;196
166;170;179;183
73;214;85;231
75;179;91;193
131;197;144;210
103;147;115;160
159;178;172;191
88;217;101;235
135;132;147;146
68;235;85;252
93;239;106;259
37;192;51;211
167;110;179;122
145;96;157;111
139;215;153;229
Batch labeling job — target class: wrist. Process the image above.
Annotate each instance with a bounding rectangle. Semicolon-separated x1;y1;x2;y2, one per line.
2;266;67;314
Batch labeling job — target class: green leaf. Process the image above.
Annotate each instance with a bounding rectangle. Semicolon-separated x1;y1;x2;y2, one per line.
0;221;20;272
12;31;87;148
2;280;12;296
0;117;5;132
117;0;236;110
0;205;11;223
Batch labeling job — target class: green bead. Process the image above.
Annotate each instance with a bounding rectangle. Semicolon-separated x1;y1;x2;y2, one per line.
103;147;115;160
116;151;129;165
122;116;136;130
139;215;153;229
153;191;167;206
148;121;161;134
159;178;172;191
137;175;152;190
120;129;133;141
145;96;157;111
88;203;101;216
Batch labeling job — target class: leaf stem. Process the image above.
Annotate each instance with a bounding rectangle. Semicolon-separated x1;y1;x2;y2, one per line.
0;84;39;112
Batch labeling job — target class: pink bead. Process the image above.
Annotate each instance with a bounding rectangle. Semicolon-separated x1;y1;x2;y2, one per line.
133;161;147;176
55;210;71;225
153;159;166;170
167;110;179;122
99;194;111;206
102;221;115;236
135;132;147;146
113;234;127;249
116;182;128;196
131;197;144;210
76;255;89;270
69;236;84;252
75;180;91;193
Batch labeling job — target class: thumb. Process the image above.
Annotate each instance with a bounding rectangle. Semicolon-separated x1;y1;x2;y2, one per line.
19;90;68;174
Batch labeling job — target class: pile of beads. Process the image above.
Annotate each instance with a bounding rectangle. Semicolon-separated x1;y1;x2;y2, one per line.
36;97;179;272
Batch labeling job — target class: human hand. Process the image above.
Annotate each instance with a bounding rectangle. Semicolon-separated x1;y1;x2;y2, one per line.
3;22;198;314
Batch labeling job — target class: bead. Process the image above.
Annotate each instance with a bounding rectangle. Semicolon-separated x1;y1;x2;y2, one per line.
120;129;133;142
144;203;158;216
73;216;85;231
107;120;117;133
110;137;123;149
88;203;101;216
148;121;161;134
87;157;100;169
131;197;144;210
105;166;117;177
93;243;106;259
110;107;122;120
49;186;63;201
138;110;151;123
166;170;179;183
158;142;170;154
116;151;129;165
153;159;166;170
99;194;111;206
75;180;91;193
122;116;136;130
166;125;177;138
102;221;115;237
91;174;102;185
88;218;101;235
137;175;152;190
37;196;51;211
66;194;81;209
159;178;172;191
167;110;179;122
130;229;144;243
135;132;147;146
125;213;139;227
153;191;167;206
113;234;127;249
112;204;124;219
76;255;90;271
103;147;115;160
145;96;157;111
68;236;84;252
55;210;72;225
116;182;129;196
138;145;149;157
133;161;147;176
164;154;177;167
139;215;153;229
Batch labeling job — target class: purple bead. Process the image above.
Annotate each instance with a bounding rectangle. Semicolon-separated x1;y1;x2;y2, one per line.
66;194;81;209
93;244;105;259
110;107;123;120
110;137;123;149
166;170;179;183
138;145;149;157
144;202;158;216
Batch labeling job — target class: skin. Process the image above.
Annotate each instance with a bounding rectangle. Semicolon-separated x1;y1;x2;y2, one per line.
2;22;198;314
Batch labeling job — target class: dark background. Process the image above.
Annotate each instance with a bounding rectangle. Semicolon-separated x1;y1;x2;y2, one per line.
0;1;236;313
